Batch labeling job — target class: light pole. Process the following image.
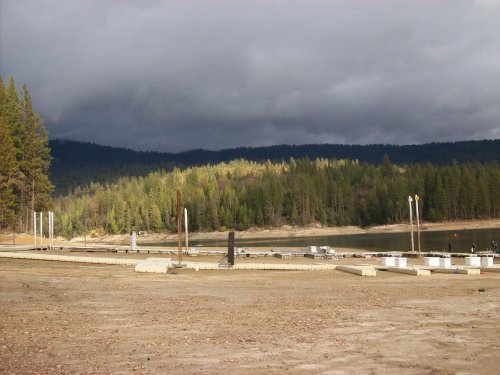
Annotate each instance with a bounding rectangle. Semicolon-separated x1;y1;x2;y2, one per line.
408;196;415;252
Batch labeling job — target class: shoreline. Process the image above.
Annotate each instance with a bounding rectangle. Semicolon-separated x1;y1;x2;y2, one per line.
61;218;500;245
2;219;499;246
133;219;500;243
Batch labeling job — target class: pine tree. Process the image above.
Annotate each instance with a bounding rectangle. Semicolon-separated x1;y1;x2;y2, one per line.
0;116;19;228
19;84;53;231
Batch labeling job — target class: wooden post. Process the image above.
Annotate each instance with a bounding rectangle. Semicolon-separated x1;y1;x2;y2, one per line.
228;231;235;266
177;189;182;264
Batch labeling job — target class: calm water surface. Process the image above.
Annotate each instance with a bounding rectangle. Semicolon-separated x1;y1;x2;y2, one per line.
144;227;500;253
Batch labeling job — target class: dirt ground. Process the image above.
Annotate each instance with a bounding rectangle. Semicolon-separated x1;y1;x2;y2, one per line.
1;256;499;375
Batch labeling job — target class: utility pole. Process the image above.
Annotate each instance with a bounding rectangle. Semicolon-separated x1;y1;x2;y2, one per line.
415;194;421;253
408;196;415;252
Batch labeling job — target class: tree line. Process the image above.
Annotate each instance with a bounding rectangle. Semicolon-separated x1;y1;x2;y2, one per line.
0;76;53;231
49;138;500;194
52;157;500;237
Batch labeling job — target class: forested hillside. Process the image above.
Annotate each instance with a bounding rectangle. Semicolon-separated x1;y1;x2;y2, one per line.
53;157;500;237
49;138;500;194
0;76;53;231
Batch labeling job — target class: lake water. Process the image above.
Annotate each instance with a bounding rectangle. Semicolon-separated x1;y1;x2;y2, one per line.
144;227;500;253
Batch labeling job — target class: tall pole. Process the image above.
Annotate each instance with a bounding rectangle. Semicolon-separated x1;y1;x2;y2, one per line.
49;211;53;249
48;212;51;249
415;194;421;253
184;208;189;252
12;215;16;247
177;189;182;264
34;212;37;246
51;212;55;249
40;212;43;247
408;196;415;252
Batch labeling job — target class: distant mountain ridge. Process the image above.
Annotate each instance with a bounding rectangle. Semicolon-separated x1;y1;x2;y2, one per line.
49;138;500;193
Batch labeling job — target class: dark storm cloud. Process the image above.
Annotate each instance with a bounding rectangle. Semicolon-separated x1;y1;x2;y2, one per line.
1;0;499;152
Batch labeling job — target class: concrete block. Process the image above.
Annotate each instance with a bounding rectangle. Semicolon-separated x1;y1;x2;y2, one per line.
424;257;440;267
382;257;395;267
394;257;407;268
134;258;172;273
439;258;452;268
465;257;481;267
481;257;494;267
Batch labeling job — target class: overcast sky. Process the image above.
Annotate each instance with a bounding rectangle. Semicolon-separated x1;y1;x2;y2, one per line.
1;0;499;152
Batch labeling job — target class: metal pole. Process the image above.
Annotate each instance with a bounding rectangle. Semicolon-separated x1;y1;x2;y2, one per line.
177;189;182;264
415;195;421;253
184;208;189;252
50;211;53;249
34;212;37;246
40;212;43;247
48;212;51;249
51;212;54;249
408;196;414;252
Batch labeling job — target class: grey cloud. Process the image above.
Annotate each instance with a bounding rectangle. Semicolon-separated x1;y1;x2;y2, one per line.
1;0;499;152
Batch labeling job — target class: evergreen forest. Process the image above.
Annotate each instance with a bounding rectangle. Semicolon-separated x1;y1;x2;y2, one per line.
52;157;500;237
0;76;53;231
